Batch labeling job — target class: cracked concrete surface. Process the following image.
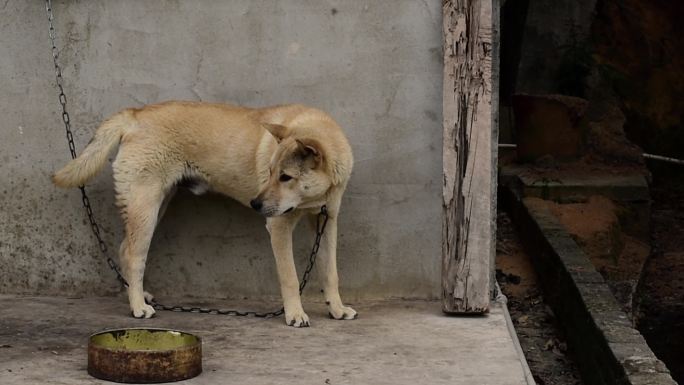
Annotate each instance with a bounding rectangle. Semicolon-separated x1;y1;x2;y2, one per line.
1;0;444;301
0;295;528;385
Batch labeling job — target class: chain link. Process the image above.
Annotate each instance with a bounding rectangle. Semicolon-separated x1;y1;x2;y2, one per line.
150;206;329;318
45;0;327;318
46;0;128;288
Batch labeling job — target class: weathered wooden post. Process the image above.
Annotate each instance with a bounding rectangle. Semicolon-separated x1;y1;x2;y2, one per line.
442;0;499;314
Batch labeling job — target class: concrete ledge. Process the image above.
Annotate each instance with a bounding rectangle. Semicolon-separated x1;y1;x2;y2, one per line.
501;188;676;385
500;165;650;202
499;165;651;239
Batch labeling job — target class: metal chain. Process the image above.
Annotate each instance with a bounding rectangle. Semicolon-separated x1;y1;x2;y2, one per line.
45;0;328;318
149;206;329;318
45;0;128;289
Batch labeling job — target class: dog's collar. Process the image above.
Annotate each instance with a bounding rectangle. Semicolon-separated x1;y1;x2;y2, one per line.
297;199;328;210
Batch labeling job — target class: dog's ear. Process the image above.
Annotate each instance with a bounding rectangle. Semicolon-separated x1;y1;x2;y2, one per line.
262;123;291;143
296;138;348;185
295;138;323;165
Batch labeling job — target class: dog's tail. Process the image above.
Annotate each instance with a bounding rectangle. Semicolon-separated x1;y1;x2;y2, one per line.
52;110;133;188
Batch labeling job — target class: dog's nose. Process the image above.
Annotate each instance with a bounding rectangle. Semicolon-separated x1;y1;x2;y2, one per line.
250;199;263;211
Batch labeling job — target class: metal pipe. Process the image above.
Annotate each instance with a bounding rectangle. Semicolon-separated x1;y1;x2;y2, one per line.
643;153;684;166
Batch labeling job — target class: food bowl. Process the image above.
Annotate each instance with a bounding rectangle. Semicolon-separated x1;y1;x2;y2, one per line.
88;328;202;383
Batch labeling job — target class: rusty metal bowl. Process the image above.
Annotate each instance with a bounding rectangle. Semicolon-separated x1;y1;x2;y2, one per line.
88;328;202;383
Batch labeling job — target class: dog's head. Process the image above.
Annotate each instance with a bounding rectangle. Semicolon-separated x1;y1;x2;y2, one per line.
250;123;336;217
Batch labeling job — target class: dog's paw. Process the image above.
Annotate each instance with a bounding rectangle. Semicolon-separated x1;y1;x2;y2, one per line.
131;303;156;319
143;291;155;304
328;303;358;320
284;309;310;328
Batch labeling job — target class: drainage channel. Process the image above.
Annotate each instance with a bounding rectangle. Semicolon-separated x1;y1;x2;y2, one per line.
634;180;684;384
499;180;677;385
497;211;584;385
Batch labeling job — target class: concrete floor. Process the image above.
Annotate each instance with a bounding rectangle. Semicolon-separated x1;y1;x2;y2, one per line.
0;295;529;385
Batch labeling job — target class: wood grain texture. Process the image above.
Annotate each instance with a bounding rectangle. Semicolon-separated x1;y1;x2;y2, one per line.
442;0;497;313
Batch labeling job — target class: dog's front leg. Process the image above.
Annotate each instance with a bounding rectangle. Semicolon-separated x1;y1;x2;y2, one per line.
267;216;309;327
314;213;357;320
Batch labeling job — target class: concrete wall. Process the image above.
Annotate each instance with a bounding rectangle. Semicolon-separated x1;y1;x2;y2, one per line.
0;1;443;300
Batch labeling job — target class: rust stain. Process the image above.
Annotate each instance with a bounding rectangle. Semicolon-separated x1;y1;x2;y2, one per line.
88;333;201;383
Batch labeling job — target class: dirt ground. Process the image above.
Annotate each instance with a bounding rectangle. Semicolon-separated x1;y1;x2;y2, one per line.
541;196;650;317
496;212;584;385
636;178;684;384
514;175;683;384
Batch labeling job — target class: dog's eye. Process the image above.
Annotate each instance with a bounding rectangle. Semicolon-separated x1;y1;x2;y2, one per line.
279;174;293;182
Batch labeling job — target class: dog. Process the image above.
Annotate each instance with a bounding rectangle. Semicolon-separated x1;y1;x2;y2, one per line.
52;101;357;327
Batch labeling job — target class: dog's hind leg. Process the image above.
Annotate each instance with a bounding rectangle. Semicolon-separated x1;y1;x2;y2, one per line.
118;236;156;304
139;185;176;305
119;181;165;318
157;186;177;226
137;185;177;305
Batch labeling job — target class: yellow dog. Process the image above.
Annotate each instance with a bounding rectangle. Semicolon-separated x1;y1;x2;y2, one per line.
53;101;356;327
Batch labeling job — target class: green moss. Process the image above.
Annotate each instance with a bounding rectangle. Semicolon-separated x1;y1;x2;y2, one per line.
90;329;200;351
